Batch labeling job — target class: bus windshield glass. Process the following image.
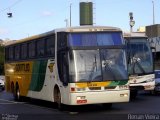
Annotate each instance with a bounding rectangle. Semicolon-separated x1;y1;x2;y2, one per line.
127;39;153;75
68;32;123;46
68;32;128;82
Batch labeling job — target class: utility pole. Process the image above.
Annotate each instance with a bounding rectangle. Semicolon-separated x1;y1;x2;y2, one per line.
70;3;72;27
152;0;155;24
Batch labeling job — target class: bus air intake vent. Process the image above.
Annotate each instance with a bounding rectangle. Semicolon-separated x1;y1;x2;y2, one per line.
89;87;101;90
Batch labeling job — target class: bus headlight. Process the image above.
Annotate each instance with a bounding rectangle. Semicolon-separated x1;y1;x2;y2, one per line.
119;85;129;90
120;93;128;97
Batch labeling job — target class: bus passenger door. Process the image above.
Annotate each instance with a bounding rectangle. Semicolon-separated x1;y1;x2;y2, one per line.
57;51;69;86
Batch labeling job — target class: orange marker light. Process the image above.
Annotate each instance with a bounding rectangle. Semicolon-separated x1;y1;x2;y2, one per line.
70;87;75;92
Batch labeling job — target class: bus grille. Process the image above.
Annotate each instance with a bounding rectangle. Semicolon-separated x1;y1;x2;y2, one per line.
105;86;116;90
89;87;101;90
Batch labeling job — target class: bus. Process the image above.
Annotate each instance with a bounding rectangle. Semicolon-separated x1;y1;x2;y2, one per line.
5;26;129;110
124;32;155;98
148;37;160;94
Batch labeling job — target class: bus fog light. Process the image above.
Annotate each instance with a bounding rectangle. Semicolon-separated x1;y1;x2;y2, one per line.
120;93;128;97
77;96;86;100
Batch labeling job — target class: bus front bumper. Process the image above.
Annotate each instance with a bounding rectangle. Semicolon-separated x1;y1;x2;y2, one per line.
67;90;129;105
130;81;155;91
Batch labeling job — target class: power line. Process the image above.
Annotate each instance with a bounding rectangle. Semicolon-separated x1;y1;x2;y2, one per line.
0;0;23;13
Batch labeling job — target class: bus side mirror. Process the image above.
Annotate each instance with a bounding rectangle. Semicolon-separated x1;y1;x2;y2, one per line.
151;47;155;51
63;81;68;86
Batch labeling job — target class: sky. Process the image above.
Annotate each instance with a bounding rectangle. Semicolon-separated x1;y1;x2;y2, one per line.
0;0;159;40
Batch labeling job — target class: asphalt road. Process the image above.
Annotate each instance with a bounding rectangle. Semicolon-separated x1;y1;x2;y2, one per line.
0;90;160;120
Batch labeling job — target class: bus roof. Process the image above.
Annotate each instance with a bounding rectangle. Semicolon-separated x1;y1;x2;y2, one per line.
123;32;147;38
55;26;121;32
5;26;122;46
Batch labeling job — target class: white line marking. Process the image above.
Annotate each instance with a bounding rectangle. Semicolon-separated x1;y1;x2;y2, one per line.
0;102;17;105
0;99;26;104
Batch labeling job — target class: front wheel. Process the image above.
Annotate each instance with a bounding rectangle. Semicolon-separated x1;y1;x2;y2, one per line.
130;90;138;100
54;88;64;110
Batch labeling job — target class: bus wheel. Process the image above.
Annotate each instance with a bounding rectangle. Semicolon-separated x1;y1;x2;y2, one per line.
130;90;138;100
54;88;63;110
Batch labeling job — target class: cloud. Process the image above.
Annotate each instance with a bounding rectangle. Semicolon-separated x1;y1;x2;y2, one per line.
41;11;53;16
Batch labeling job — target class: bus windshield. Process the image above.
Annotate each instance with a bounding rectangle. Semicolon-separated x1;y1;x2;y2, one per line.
127;39;153;75
68;32;128;82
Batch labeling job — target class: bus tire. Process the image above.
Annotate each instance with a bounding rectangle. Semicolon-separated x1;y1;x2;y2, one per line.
54;87;63;110
130;90;138;100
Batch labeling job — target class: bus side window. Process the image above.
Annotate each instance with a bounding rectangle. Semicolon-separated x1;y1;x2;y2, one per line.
9;46;14;60
29;41;36;58
21;43;27;59
15;45;20;60
46;35;55;57
5;47;9;61
37;39;45;57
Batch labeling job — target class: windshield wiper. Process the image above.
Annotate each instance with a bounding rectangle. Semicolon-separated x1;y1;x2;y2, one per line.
102;59;116;80
133;58;146;74
89;55;98;81
130;53;146;74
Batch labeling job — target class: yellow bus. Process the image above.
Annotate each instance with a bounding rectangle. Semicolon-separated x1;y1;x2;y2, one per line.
5;26;129;110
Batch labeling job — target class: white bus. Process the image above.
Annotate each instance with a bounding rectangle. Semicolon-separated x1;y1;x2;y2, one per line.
124;32;155;98
5;26;129;110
